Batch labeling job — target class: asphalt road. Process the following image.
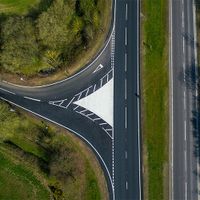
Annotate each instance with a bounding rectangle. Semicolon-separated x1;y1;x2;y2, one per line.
170;0;199;199
114;0;141;199
0;0;141;199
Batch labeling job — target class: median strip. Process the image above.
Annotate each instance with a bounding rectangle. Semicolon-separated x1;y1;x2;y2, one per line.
141;0;169;199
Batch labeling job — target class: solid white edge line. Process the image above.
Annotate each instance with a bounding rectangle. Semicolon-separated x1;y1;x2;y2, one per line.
0;87;15;95
169;0;174;198
192;0;200;199
24;96;41;102
137;0;142;199
0;96;115;199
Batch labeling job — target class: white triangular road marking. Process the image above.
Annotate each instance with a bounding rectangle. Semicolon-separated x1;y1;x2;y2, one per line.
73;79;113;127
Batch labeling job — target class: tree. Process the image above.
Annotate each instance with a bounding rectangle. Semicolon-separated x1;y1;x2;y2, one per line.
36;0;74;50
0;16;39;73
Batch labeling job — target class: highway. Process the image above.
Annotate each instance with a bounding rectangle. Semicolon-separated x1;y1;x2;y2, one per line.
170;0;199;199
0;0;141;199
114;0;141;199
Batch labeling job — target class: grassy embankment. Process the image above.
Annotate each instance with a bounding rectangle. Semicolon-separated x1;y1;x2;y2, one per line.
0;0;39;14
0;0;111;86
0;100;108;200
141;0;169;199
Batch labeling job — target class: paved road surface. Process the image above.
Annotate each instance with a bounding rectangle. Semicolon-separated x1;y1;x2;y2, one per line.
0;0;141;199
170;0;199;199
114;0;141;199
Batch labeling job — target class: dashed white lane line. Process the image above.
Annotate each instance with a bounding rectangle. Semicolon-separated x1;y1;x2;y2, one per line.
125;27;128;46
184;120;187;141
184;150;187;171
182;12;184;28
0;88;15;95
125;151;128;159
185;181;188;200
24;96;41;102
125;79;127;100
125;53;127;72
125;106;127;129
183;37;185;56
125;181;128;190
125;3;128;21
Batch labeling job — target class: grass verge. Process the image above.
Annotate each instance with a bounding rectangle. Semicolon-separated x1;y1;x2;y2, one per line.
0;0;40;14
0;100;108;200
141;0;169;199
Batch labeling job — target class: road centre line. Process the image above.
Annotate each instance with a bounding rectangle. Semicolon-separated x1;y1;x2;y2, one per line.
182;7;184;29
125;106;127;129
184;120;187;141
125;27;127;45
185;182;187;200
125;181;128;190
183;37;185;55
24;96;41;102
125;53;127;72
125;151;128;159
125;3;128;21
125;79;127;100
0;87;15;95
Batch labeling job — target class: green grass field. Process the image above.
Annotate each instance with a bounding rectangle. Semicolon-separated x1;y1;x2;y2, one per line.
0;0;39;14
0;101;105;200
0;150;50;200
142;0;169;199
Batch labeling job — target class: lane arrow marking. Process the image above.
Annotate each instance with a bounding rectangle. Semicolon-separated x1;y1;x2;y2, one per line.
93;64;104;73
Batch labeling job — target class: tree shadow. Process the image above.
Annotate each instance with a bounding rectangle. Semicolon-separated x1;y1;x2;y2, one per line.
182;32;199;49
179;59;200;195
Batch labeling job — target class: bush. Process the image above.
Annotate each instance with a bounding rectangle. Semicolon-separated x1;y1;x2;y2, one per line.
0;0;104;76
